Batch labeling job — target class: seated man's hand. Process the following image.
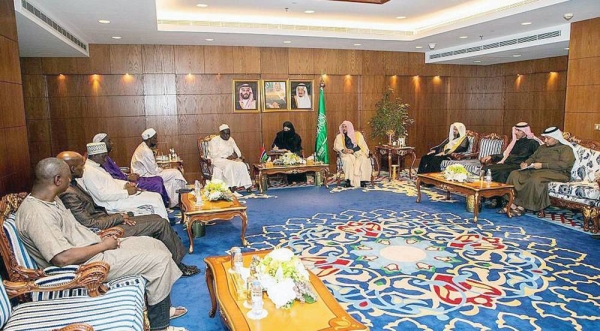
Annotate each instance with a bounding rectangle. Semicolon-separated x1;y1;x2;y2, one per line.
480;156;491;164
101;236;119;250
532;162;542;169
121;214;136;226
273;145;279;151
125;185;138;195
127;173;140;182
520;162;529;169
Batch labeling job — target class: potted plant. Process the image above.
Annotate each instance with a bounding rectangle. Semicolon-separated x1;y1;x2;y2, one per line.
369;88;414;145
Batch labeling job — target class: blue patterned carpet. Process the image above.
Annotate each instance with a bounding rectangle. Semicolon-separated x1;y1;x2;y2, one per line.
169;176;600;331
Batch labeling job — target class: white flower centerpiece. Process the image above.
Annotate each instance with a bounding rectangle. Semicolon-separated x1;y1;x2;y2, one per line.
275;152;303;166
203;179;233;201
256;248;317;309
444;164;469;182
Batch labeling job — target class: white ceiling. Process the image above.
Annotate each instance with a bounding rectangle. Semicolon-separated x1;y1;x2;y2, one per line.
14;0;600;65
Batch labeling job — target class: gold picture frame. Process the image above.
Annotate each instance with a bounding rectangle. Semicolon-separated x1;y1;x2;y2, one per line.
233;80;260;113
262;80;289;112
289;80;314;111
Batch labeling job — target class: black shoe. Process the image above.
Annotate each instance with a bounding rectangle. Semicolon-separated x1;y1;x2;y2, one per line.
360;181;368;188
179;263;200;277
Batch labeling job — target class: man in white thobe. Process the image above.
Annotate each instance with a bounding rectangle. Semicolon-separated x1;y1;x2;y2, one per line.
82;142;169;219
208;124;252;193
334;120;372;188
130;128;187;208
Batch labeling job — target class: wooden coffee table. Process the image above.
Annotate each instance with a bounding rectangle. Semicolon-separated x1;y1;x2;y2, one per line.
204;250;368;331
180;193;248;253
253;163;330;193
416;173;515;222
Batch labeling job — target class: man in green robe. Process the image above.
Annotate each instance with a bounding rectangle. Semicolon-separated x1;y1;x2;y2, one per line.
506;127;576;215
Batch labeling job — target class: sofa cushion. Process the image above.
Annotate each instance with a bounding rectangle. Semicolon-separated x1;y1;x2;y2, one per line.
571;143;600;182
548;181;600;205
478;138;504;159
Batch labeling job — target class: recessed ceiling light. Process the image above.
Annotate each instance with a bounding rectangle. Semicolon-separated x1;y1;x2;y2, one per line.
196;4;208;7
415;46;423;49
395;16;406;19
353;43;361;46
304;10;315;14
564;47;569;50
98;20;110;24
513;54;522;57
283;41;291;44
111;36;122;39
459;36;468;39
473;60;481;63
205;38;214;41
521;22;532;25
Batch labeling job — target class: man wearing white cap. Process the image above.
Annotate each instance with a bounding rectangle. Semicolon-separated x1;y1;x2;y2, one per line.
82;142;169;219
208;124;252;193
16;157;187;331
93;133;169;206
130;128;187;208
505;126;576;216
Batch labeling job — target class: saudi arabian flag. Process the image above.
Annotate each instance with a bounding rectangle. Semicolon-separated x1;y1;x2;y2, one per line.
315;84;329;163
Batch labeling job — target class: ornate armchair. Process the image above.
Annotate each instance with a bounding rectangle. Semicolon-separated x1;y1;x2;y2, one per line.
0;261;146;330
0;193;146;304
197;135;252;186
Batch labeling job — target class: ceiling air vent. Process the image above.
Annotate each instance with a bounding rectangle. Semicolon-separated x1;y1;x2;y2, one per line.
427;28;564;61
20;0;87;52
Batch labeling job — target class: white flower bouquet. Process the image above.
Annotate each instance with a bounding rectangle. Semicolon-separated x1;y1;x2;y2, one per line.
444;164;469;182
275;152;303;166
256;248;317;309
203;179;232;201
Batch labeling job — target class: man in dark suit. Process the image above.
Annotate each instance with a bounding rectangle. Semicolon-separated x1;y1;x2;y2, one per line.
57;151;199;277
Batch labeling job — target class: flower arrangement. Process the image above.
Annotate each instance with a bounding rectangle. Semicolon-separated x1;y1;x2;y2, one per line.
444;164;469;182
203;179;232;201
275;152;303;166
256;248;317;309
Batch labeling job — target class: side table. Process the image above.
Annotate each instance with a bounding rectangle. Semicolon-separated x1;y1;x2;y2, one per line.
375;145;416;180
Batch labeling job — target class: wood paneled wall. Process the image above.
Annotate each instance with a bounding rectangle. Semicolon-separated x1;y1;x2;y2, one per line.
20;44;567;182
565;17;600;139
0;0;30;196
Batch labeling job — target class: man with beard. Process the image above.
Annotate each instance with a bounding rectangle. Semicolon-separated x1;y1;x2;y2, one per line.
207;124;253;195
292;83;311;109
92;132;169;206
82;142;169;219
236;83;256;110
131;128;187;208
333;120;372;188
57;151;199;277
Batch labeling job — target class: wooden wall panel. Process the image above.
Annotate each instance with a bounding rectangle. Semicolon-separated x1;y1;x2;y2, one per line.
110;45;142;74
21;43;575;184
565;17;600;140
77;44;111;74
1;0;30;195
142;45;174;74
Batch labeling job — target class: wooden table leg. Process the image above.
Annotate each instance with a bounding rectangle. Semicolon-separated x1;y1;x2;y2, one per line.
240;212;249;246
206;264;217;318
322;169;329;188
506;189;515;218
388;153;393;181
377;149;382;177
408;151;416;179
186;216;196;254
416;178;422;203
258;172;265;194
473;192;480;223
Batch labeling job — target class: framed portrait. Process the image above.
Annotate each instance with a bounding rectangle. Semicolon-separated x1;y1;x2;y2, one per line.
262;80;289;112
290;80;314;111
233;80;260;113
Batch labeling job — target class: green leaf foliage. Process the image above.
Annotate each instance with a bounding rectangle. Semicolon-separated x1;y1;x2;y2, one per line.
369;88;414;141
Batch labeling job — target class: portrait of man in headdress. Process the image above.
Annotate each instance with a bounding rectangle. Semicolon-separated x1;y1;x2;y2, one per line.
234;81;259;111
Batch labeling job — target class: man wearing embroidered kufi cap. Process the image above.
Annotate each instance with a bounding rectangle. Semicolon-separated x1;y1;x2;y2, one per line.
130;128;187;208
80;142;169;219
92;132;169;206
505;126;576;216
207;124;253;195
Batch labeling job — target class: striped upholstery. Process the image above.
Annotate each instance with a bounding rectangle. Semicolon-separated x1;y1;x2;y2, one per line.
1;274;145;331
0;279;10;327
3;214;147;302
478;138;504;159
